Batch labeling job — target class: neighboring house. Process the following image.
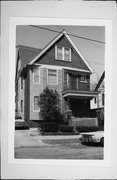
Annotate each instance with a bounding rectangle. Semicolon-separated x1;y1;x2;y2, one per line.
90;72;105;110
15;30;99;127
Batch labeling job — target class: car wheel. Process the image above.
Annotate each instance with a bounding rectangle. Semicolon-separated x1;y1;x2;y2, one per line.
100;137;104;147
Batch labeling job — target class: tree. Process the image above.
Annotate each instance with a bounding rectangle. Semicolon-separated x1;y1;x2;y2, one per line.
96;107;104;130
38;87;64;124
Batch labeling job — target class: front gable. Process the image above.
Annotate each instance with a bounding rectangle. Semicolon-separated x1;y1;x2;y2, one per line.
29;31;94;73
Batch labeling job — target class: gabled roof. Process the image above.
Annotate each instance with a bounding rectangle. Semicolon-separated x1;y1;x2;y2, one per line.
28;30;94;73
94;71;105;91
17;45;42;68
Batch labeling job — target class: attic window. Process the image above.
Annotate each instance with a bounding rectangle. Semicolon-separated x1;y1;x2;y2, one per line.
55;46;71;61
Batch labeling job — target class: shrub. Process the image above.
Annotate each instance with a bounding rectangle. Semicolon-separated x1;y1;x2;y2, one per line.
59;125;74;132
96;108;104;129
76;126;99;133
40;122;58;132
38;87;64;124
15;116;22;119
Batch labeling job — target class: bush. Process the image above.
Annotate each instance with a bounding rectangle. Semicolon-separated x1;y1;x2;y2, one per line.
76;126;99;133
96;108;104;129
15;116;22;119
40;122;58;132
38;87;64;124
59;125;74;132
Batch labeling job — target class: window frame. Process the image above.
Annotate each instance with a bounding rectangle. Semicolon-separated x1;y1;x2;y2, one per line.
33;66;40;84
55;45;71;62
47;69;58;85
64;47;71;61
33;96;40;112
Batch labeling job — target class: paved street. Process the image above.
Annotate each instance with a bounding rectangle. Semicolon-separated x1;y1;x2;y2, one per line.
15;129;103;159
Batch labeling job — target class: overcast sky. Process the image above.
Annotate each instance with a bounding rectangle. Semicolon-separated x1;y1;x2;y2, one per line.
16;25;105;84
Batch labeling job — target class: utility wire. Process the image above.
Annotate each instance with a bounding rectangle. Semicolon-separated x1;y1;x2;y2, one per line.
30;25;105;44
88;61;104;65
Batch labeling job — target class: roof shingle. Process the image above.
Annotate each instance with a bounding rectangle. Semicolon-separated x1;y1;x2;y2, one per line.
17;45;42;68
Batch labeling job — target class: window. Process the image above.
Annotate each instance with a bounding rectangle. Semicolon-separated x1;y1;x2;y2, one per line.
21;77;23;90
48;69;57;85
80;75;87;82
55;46;71;61
102;93;104;106
57;46;63;60
33;67;40;83
21;100;23;112
94;97;97;104
34;96;39;111
64;47;71;61
66;73;69;86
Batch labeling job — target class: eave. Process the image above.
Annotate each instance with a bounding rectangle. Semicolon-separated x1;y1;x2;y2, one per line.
62;90;99;99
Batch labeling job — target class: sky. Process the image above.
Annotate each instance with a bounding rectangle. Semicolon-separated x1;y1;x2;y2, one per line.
16;25;105;84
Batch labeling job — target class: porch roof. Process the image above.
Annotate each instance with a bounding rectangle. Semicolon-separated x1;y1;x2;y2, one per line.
62;90;99;99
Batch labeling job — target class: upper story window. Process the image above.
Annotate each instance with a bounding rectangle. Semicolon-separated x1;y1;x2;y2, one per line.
34;96;39;111
55;46;71;61
64;47;71;61
57;46;63;60
48;69;58;85
80;75;87;83
33;67;40;84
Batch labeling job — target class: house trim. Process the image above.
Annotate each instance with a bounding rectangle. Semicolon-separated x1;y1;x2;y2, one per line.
62;90;99;98
34;64;91;73
28;30;94;73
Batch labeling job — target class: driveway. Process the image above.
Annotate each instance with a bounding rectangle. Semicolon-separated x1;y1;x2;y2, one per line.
15;129;103;159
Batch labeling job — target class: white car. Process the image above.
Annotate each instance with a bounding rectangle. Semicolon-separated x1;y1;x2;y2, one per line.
15;117;29;130
79;131;104;147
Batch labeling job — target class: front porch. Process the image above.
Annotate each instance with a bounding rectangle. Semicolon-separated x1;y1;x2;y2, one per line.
63;89;99;118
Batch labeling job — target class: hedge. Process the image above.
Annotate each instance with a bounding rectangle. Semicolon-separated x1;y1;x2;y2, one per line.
76;126;99;133
59;125;74;132
40;122;58;132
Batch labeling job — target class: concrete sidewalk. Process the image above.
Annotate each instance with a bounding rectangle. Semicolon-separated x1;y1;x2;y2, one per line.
15;129;80;148
28;128;80;140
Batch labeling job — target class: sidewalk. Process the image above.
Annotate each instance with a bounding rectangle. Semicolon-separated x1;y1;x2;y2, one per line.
15;129;80;148
29;128;80;140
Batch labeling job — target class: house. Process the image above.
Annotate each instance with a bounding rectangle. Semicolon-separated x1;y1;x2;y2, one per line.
90;72;105;110
15;30;99;127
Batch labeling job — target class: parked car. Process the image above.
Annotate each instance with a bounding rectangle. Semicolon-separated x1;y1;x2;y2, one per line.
79;131;104;147
15;117;29;130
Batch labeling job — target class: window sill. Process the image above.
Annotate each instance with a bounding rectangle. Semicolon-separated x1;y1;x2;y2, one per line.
80;81;88;83
47;83;58;85
33;110;40;112
55;59;71;62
